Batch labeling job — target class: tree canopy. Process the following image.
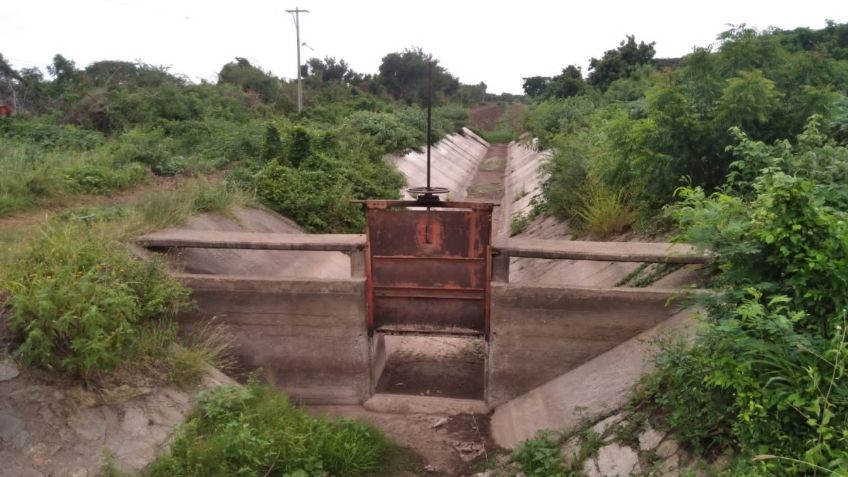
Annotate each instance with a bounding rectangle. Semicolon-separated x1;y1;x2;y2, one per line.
378;48;459;105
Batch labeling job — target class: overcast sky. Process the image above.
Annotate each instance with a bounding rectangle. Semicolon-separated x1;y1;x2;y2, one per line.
2;0;847;94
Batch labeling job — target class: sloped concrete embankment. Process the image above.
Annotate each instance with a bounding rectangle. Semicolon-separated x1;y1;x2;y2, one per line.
0;362;235;477
501;141;698;288
389;127;490;200
488;140;704;448
490;307;699;449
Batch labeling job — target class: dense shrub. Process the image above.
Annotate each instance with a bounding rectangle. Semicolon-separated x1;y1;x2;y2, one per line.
255;161;365;232
149;381;390;477
524;24;848;220
343;110;421;153
641;125;848;475
1;117;104;150
2;222;191;378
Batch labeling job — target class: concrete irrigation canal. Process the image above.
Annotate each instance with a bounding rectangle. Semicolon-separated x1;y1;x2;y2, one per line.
135;130;708;471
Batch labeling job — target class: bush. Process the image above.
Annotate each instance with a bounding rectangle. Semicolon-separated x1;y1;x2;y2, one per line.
524;96;598;147
512;432;569;477
252;126;403;233
434;104;469;133
2;222;191;378
66;161;147;193
541;131;593;220
149;380;390;477
1;117;104;150
643;135;848;474
343;110;421;154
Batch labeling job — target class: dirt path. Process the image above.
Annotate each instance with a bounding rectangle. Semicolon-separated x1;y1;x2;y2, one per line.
465;143;508;234
469;104;505;132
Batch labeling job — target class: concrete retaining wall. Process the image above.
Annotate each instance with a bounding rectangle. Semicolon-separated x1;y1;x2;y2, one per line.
177;275;371;404
486;282;687;406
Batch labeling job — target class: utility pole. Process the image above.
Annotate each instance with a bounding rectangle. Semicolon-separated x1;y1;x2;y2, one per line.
286;6;309;113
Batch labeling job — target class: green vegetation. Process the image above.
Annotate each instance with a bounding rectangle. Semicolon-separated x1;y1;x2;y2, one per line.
524;22;848;234
509;212;529;236
0;180;244;385
522;21;848;476
0;47;501;475
4;222;189;377
573;182;635;238
147;381;390;477
639;121;848;475
512;432;570;477
0;49;487;231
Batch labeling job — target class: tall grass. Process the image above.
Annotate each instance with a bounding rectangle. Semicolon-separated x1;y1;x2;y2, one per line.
0;138;148;217
574;183;636;238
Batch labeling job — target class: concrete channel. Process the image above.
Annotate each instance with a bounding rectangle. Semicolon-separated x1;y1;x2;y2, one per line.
138;131;707;452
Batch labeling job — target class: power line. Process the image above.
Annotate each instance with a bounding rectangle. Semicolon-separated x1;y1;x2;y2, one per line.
285;7;309;113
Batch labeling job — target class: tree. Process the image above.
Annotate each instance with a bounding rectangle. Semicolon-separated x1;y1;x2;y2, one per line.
47;54;80;90
378;48;459;105
547;65;585;99
588;35;656;91
218;58;280;102
83;60;179;88
0;53;22;111
522;76;550;98
305;56;361;84
456;82;487;105
715;69;781;139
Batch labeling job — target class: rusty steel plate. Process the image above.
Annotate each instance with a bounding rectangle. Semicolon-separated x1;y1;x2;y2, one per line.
362;201;494;337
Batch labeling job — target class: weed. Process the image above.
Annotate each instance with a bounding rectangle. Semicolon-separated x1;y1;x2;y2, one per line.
513;185;528;202
615;263;683;287
149;380;391;477
615;263;648;287
512;431;570;477
576;428;603;462
480;128;517;143
510;212;529;236
574;183;636;238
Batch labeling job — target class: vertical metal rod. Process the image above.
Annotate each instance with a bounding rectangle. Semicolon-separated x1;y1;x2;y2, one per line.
426;61;433;190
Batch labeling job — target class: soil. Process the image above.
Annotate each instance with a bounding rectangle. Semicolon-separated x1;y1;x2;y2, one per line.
466;143;508;234
308;405;501;476
375;336;485;400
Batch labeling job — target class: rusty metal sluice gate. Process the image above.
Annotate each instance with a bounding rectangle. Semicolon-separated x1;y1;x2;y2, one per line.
361;200;495;338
